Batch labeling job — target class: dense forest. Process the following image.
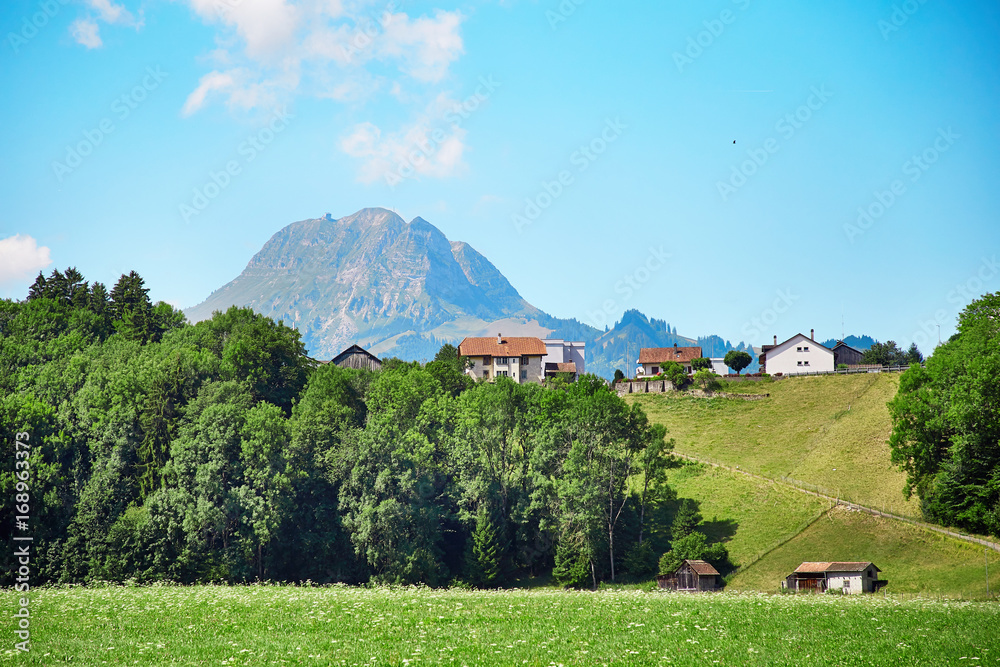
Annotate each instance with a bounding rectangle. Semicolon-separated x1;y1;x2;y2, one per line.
888;292;1000;539
1;268;726;587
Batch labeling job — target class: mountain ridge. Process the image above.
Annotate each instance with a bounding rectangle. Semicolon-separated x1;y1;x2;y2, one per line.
185;208;763;377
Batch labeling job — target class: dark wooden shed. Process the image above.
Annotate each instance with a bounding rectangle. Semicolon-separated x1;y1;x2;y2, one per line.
331;344;382;372
833;342;864;367
656;560;721;592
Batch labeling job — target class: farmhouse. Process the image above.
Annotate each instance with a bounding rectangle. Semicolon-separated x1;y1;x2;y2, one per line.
656;560;721;592
638;346;703;376
783;562;882;594
759;331;834;375
331;344;382;371
459;334;547;384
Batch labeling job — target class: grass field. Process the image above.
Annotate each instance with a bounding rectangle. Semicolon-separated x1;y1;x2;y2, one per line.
628;373;918;517
3;585;998;665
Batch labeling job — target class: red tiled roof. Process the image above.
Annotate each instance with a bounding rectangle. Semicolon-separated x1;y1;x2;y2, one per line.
639;347;703;364
686;559;720;576
794;561;877;573
459;336;547;357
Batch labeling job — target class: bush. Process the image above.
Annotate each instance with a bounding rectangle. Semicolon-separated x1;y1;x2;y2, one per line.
622;541;658;577
693;370;721;391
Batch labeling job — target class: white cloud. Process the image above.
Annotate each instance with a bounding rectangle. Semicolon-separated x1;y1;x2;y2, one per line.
180;1;464;114
379;11;464;83
71;18;103;49
340;93;469;184
71;0;143;49
89;0;135;25
182;70;238;116
0;235;52;287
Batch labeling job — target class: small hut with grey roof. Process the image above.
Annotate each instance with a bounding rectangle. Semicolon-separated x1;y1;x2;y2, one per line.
656;559;722;592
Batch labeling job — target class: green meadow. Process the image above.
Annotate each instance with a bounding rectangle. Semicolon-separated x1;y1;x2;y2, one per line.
2;585;998;665
628;373;914;517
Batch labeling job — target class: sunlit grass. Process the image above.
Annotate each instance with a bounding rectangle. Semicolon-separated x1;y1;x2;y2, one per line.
2;585;997;665
628;373;917;517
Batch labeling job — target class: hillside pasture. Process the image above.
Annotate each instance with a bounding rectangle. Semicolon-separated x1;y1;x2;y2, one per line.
629;373;919;518
729;505;1000;599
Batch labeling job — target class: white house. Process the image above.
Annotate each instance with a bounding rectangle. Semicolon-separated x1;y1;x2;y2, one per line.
709;358;729;375
759;331;834;375
784;562;882;594
542;339;585;380
458;334;547;384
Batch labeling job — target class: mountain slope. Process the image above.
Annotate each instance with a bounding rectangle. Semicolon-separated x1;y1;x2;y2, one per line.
186;208;760;372
185;208;561;359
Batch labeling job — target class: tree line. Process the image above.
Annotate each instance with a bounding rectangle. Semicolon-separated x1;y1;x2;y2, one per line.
1;268;731;587
888;292;1000;539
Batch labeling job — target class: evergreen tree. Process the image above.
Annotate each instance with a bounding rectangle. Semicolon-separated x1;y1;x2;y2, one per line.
466;507;503;587
671;499;701;541
552;534;592;589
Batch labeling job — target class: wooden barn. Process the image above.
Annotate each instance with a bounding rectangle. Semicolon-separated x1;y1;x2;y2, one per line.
832;341;864;367
783;562;883;594
657;560;721;592
331;344;382;372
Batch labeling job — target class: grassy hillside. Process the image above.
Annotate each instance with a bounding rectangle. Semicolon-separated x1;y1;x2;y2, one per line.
630;374;1000;597
629;373;919;517
664;461;831;569
729;505;1000;599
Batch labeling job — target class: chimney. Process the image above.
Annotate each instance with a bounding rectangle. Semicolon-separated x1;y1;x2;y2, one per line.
773;335;777;345
811;328;815;340
497;333;502;345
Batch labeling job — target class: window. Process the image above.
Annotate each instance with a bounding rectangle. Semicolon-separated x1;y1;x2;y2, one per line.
521;355;529;365
797;361;803;366
796;346;802;352
497;370;508;377
803;346;810;352
652;366;659;374
483;356;491;365
520;370;527;380
804;361;810;366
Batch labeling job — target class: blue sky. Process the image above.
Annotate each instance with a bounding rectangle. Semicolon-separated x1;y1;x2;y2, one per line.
1;0;998;353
